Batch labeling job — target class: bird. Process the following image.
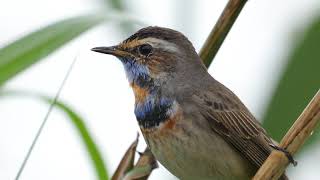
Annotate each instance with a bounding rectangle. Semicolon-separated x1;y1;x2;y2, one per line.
91;26;290;180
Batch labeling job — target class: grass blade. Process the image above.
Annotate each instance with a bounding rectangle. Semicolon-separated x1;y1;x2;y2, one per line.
54;100;109;180
0;91;109;180
0;14;106;86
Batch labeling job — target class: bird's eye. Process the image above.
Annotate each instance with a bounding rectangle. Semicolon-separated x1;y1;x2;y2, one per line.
138;44;153;57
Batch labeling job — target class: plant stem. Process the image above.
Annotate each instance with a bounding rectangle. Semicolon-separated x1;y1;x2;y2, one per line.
199;0;247;68
112;135;139;180
253;89;320;180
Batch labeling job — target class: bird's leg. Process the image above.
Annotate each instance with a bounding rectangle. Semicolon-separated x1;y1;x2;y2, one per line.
269;144;298;166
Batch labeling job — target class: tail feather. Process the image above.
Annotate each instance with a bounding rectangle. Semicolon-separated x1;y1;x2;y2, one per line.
280;173;289;180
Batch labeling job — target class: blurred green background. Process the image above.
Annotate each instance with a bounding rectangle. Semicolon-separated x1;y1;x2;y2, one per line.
0;0;319;179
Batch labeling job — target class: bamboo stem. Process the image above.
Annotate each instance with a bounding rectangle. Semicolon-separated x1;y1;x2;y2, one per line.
253;89;320;180
200;0;248;67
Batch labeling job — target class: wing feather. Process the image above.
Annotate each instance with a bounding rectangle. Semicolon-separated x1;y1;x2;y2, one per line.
194;92;274;168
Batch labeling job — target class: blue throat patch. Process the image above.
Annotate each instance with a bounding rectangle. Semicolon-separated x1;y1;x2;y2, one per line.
120;57;151;87
134;96;173;128
119;57;173;128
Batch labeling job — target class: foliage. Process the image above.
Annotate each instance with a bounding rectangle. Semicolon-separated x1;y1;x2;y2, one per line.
262;16;320;148
0;0;319;179
0;14;105;85
0;91;109;180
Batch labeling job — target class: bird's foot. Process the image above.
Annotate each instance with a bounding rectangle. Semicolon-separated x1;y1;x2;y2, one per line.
269;144;298;166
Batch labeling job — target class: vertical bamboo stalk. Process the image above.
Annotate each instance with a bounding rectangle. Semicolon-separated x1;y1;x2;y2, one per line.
200;0;248;67
253;90;320;180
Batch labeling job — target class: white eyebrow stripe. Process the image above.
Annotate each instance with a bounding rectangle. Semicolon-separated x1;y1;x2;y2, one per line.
139;37;180;53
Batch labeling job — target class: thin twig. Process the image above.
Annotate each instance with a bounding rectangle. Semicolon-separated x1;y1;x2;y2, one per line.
253;89;320;180
112;137;158;180
199;0;247;67
112;134;139;180
123;148;158;180
14;56;78;180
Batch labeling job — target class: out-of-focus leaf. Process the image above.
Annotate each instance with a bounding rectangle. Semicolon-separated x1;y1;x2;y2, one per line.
0;91;109;180
262;16;320;148
109;0;125;10
0;14;106;86
111;135;139;180
103;0;136;34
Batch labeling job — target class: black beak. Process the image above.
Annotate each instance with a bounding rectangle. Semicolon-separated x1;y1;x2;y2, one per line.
91;46;116;54
91;46;128;57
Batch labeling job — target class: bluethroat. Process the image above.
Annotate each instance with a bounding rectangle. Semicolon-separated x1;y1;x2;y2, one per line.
92;27;289;180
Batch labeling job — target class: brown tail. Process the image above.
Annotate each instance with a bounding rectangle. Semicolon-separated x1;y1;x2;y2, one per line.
280;172;289;180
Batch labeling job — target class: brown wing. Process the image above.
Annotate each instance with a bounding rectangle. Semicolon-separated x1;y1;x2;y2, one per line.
193;92;274;168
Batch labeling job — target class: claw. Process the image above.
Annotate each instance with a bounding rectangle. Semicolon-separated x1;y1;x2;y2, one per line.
269;144;298;166
137;151;143;156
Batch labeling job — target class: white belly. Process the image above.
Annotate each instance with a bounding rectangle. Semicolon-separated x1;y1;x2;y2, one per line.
142;120;255;180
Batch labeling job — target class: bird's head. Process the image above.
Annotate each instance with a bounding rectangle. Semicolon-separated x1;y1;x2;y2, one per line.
92;26;207;89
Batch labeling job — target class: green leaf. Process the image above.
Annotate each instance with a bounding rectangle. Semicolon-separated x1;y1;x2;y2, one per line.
109;0;125;10
0;91;109;180
53;100;109;180
0;14;106;86
103;0;136;35
262;16;320;148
